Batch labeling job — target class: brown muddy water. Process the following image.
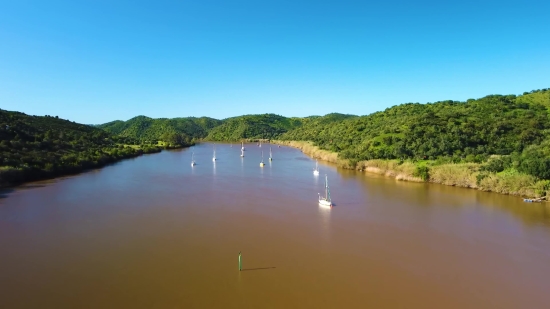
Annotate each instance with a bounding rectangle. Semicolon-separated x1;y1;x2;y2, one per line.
1;143;550;308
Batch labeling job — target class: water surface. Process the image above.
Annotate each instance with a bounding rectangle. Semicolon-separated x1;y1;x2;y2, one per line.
1;143;550;308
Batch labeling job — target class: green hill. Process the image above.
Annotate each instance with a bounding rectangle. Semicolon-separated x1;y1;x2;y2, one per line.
516;88;550;109
0;110;160;187
4;87;549;190
280;89;550;180
204;113;303;141
282;90;550;159
98;116;221;145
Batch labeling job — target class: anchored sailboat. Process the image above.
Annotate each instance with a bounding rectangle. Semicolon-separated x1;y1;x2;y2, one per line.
212;146;217;162
269;147;273;161
240;148;244;157
313;160;319;176
260;150;265;167
191;152;196;167
318;174;332;207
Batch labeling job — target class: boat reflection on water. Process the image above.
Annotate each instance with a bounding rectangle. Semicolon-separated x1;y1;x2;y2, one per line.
212;161;216;176
318;203;332;243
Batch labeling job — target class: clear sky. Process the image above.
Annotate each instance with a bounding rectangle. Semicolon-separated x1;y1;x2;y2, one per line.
1;0;549;124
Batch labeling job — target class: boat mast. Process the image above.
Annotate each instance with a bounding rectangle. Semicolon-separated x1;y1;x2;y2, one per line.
325;175;329;201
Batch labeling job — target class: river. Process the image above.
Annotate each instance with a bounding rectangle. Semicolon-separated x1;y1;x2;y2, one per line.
1;143;550;308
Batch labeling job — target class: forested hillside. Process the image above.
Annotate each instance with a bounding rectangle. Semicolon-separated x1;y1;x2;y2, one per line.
4;88;549;193
98;116;221;146
280;89;550;181
0;110;161;187
205;113;304;141
99;113;309;142
282;91;549;159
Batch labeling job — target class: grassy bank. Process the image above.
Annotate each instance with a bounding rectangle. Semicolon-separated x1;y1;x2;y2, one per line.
272;140;550;199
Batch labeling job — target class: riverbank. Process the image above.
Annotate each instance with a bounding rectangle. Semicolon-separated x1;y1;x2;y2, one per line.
272;140;550;199
0;139;197;189
0;145;164;189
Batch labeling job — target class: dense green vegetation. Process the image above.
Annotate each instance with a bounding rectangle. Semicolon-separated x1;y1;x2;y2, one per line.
3;88;549;196
0;110;161;187
280;88;550;187
98;113;310;142
98;115;221;146
205;113;304;141
282;91;549;160
95;88;550;189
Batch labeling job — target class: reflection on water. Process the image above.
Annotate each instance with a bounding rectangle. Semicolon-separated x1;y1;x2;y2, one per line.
317;205;331;243
313;169;319;186
337;166;550;227
260;163;264;177
1;143;550;309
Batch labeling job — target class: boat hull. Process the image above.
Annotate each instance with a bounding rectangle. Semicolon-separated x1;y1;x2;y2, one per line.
318;199;332;207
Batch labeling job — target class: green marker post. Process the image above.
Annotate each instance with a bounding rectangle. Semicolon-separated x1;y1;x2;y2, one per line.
238;251;242;271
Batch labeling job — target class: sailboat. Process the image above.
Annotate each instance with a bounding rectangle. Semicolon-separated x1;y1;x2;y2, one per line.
241;141;245;151
313;160;319;176
191;152;196;166
318;174;332;207
269;147;273;161
240;148;244;157
259;140;262;148
212;146;217;162
260;150;265;167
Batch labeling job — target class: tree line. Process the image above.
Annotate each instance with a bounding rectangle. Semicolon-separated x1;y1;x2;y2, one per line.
0;110;161;187
2;88;549;188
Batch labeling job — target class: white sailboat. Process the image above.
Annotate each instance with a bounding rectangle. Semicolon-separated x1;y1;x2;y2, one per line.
318;174;332;207
191;152;196;166
269;147;273;161
259;140;262;147
240;148;244;157
212;146;216;162
260;150;265;167
241;141;245;151
313;160;319;176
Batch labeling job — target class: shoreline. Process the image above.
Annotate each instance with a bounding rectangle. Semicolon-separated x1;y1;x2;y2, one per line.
272;140;549;200
3;140;548;201
0;144;191;189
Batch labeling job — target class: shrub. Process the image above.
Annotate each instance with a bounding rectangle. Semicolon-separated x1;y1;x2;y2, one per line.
413;166;430;181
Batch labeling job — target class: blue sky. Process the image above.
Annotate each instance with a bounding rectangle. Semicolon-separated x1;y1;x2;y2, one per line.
1;0;549;124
